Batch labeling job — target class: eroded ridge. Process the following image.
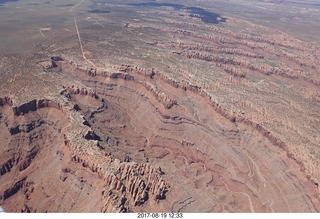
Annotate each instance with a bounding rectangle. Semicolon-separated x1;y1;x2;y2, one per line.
125;16;320;187
0;90;169;212
60;57;318;183
1;0;320;213
128;21;319;85
60;56;320;184
43;57;320;212
1;51;319;212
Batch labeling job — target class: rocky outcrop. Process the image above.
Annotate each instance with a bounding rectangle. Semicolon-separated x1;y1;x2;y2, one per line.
129;23;319;85
9;119;45;135
2;1;320;212
12;99;37;116
158;42;264;59
59;89;170;212
0;97;13;107
56;56;320;212
37;56;64;73
144;83;177;109
61;57;320;191
12;99;63;116
64;86;99;99
18;147;40;171
64;104;169;211
0;95;170;212
0;157;15;176
68;137;169;212
2;45;320;212
1;178;26;201
110;72;134;81
102;163;168;212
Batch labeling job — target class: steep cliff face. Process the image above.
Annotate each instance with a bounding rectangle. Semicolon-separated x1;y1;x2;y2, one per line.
0;98;71;212
0;94;169;212
0;97;13;107
1;0;320;213
128;17;320;188
57;58;320;212
1;48;320;212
